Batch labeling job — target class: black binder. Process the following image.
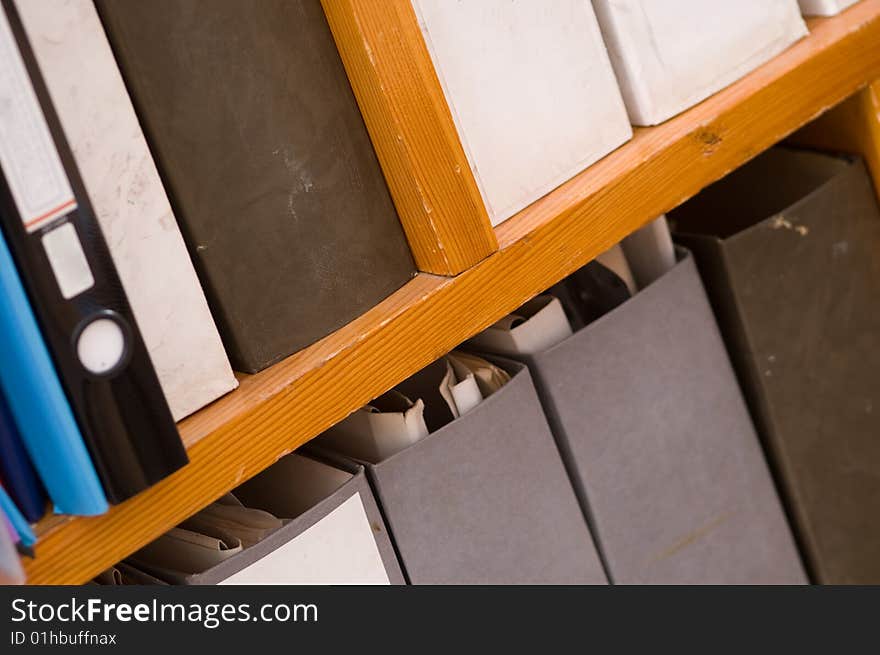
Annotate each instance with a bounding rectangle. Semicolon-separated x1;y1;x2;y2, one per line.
0;0;187;503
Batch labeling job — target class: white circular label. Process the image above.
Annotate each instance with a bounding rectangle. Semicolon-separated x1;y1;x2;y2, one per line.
77;317;125;375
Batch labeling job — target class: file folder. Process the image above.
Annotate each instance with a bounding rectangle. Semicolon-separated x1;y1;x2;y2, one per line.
15;0;237;420
672;147;880;584
0;391;46;522
468;250;805;584
0;222;105;516
0;0;186;503
128;454;404;585
315;359;607;585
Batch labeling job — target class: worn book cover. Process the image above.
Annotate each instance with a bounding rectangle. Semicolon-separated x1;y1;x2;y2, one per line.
673;147;880;584
98;0;415;372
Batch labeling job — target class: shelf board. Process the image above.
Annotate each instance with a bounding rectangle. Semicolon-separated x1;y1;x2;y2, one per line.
26;1;880;584
321;0;499;275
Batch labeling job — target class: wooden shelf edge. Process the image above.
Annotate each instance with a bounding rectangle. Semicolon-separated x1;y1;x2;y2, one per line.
25;1;880;584
322;0;498;275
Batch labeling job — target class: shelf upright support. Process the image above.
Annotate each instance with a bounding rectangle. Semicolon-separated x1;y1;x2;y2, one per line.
791;79;880;203
320;0;498;276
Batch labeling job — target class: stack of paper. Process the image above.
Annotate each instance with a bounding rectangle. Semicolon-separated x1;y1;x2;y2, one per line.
100;454;402;585
320;352;511;461
129;494;282;583
468;220;676;356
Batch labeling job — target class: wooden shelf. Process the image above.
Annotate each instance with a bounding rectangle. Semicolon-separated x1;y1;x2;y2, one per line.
25;1;880;584
321;0;499;275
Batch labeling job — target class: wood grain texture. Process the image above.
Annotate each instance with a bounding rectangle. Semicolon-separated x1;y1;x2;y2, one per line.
790;79;880;201
320;0;497;275
25;2;880;584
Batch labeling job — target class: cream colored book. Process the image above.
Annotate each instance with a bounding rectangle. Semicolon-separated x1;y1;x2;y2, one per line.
592;0;807;125
16;0;236;419
412;0;631;225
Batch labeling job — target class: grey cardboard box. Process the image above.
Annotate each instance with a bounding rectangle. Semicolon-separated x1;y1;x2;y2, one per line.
313;360;607;585
486;252;805;584
672;147;880;584
97;0;415;373
133;454;404;585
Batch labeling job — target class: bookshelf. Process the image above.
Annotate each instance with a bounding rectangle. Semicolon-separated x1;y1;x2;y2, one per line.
25;1;880;584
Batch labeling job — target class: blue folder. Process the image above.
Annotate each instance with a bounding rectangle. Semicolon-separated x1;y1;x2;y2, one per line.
0;390;47;522
0;484;35;547
0;228;106;516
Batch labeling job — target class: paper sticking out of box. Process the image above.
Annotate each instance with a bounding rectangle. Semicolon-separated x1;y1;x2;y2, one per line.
622;215;677;289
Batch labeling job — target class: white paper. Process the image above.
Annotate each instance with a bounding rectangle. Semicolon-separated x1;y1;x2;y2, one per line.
318;393;429;463
449;372;482;416
596;244;637;295
0;8;76;232
438;358;461;418
220;493;391;585
622;215;677;289
133;527;243;576
466;295;573;356
181;502;282;549
447;356;486;415
448;352;511;396
434;357;483;417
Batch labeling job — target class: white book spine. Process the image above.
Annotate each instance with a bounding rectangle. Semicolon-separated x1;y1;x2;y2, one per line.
17;0;237;419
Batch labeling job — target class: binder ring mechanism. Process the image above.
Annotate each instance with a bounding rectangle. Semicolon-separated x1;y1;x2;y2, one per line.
72;309;132;378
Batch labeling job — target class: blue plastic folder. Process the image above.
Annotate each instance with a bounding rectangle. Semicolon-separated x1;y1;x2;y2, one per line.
0;390;47;522
0;484;35;547
0;229;106;516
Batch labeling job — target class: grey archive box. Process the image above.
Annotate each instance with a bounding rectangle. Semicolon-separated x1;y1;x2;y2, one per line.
312;359;607;585
138;454;404;585
495;252;806;584
671;147;880;584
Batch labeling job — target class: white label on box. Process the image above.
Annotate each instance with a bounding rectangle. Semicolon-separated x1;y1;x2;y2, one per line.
219;493;392;585
41;221;93;298
0;9;76;232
